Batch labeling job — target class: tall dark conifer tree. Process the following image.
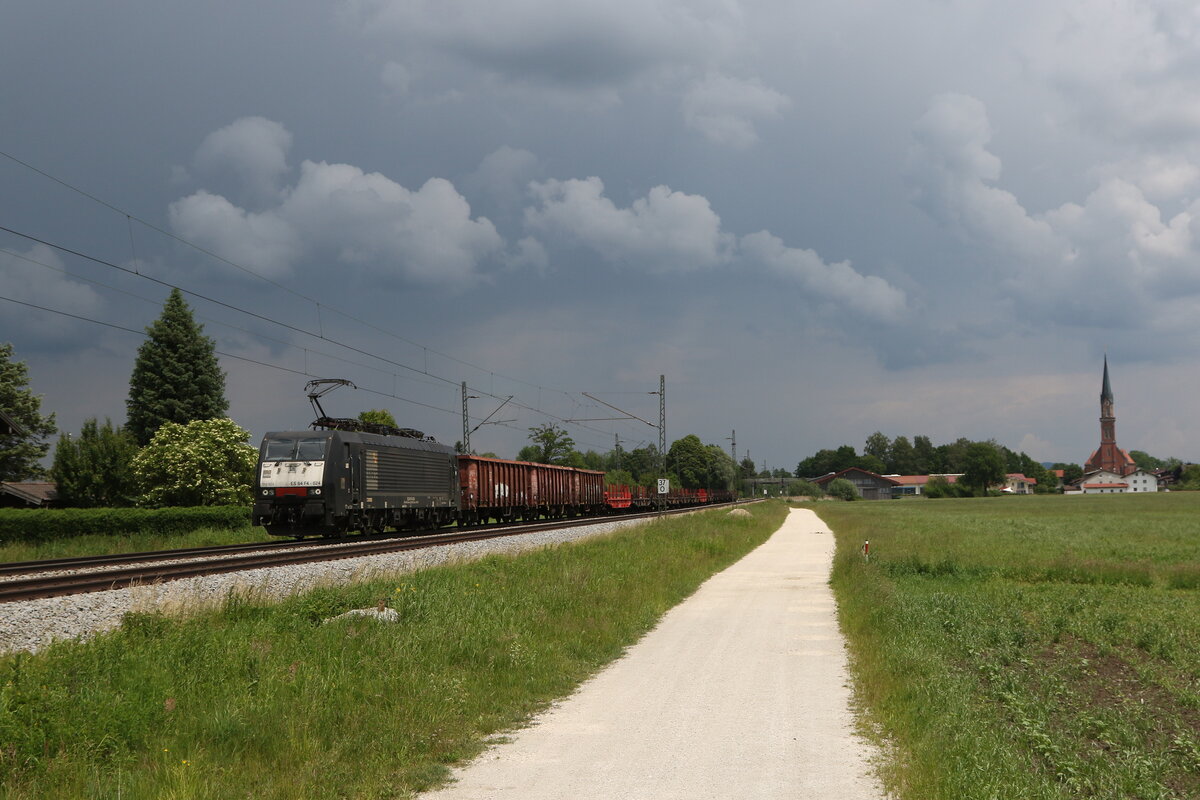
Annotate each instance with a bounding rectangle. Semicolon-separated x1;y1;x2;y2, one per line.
126;289;228;446
0;342;57;480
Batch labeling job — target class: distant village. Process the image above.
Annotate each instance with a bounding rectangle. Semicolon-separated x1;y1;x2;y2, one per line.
800;358;1190;500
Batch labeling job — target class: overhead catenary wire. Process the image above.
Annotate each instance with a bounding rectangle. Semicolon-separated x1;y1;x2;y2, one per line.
0;152;661;452
0;290;620;453
0;148;579;399
0;294;491;423
0;225;645;445
0;243;451;394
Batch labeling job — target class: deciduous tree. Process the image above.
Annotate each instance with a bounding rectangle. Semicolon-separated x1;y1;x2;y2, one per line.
961;442;1005;495
1053;462;1083;485
358;409;398;428
913;435;938;473
887;435;917;474
826;477;859;501
863;431;890;462
132;417;257;507
667;434;708;489
0;342;56;480
525;423;576;465
51;418;139;507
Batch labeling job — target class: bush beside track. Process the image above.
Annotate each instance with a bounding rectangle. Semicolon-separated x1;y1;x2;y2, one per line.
0;506;251;544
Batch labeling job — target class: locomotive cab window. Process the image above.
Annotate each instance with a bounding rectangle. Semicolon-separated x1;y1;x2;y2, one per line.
263;437;328;461
296;437;327;460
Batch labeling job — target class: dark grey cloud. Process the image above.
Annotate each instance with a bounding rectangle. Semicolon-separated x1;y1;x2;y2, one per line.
3;0;1200;469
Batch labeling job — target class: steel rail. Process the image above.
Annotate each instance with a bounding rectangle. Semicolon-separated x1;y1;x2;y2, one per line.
0;504;739;604
0;536;359;577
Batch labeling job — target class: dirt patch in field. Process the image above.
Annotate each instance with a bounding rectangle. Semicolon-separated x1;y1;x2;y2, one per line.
1031;636;1200;795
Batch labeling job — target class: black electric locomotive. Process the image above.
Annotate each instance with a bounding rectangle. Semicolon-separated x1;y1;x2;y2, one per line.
253;380;460;536
253;427;459;537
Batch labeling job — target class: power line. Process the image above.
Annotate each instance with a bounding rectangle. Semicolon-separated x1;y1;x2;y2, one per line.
0;293;464;420
0;243;450;394
0;153;665;452
0;290;618;451
0;224;625;441
0;147;580;399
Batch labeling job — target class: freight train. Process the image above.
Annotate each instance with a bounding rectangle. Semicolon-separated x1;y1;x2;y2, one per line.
253;425;732;538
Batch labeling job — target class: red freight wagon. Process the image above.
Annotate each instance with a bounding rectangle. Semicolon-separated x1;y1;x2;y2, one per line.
605;484;632;510
458;455;606;523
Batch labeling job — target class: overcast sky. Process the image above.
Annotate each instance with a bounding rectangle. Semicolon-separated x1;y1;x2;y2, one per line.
3;0;1199;471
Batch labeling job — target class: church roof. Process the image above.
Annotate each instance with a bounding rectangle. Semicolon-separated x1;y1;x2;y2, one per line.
1101;355;1113;403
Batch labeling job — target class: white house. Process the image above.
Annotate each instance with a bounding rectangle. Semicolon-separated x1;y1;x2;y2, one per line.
1075;468;1159;494
1124;469;1160;493
1079;469;1127;494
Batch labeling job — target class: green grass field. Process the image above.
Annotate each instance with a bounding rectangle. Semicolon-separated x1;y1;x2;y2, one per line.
822;493;1200;799
0;502;784;799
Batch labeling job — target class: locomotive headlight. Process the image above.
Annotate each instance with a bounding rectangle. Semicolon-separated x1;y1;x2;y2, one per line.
313;488;322;495
262;489;270;496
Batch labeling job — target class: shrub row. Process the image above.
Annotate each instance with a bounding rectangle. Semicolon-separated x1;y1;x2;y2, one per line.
0;506;251;544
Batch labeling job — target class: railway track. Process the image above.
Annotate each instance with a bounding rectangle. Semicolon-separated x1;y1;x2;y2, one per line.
0;505;737;604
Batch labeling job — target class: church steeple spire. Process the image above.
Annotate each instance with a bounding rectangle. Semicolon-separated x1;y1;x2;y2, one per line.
1085;356;1135;476
1101;354;1113;404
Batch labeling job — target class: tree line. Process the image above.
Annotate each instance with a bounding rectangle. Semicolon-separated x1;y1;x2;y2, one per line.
2;288;255;507
795;432;1064;495
795;431;1198;494
506;424;744;492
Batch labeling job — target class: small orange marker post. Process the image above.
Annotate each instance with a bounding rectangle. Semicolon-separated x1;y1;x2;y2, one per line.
862;540;870;562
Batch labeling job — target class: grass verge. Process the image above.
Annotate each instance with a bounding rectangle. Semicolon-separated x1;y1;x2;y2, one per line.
822;493;1200;799
0;501;783;799
0;524;272;564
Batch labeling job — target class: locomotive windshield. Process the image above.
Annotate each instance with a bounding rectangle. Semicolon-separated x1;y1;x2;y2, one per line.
263;436;328;462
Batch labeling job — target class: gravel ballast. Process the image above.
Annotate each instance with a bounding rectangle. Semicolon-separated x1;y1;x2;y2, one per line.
0;517;649;656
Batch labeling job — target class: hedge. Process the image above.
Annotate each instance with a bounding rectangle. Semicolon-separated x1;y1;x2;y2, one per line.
0;506;252;544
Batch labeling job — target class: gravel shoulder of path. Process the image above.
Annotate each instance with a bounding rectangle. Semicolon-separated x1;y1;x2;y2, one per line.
420;507;888;800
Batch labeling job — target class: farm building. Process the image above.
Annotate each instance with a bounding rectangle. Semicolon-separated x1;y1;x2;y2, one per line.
809;468;900;500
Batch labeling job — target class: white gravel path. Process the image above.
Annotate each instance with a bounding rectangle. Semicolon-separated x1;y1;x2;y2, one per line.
420;507;887;800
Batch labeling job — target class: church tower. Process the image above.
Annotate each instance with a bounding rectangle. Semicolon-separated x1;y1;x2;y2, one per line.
1084;356;1136;476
